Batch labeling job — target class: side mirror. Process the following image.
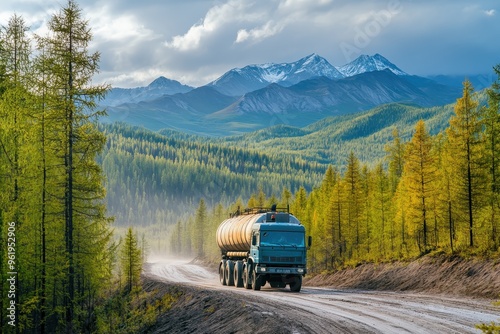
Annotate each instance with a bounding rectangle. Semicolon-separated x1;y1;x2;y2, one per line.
307;236;312;249
252;235;257;246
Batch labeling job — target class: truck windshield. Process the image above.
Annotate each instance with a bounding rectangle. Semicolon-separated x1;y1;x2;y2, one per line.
260;231;304;247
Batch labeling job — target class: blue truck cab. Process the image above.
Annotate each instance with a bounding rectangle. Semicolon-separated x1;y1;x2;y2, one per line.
217;208;311;292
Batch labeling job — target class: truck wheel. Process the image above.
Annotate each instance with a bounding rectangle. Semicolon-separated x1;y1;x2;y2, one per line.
225;260;235;286
242;263;252;289
219;260;227;286
234;261;243;288
289;275;302;292
252;271;261;291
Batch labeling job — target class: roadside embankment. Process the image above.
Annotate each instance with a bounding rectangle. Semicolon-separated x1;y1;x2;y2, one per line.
141;277;298;334
304;255;500;299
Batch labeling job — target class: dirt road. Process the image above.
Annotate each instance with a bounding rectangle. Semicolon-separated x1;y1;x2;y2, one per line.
146;258;499;333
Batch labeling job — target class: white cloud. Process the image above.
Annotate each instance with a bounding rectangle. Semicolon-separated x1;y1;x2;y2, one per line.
279;0;333;11
484;9;495;16
90;6;157;43
463;5;496;17
164;0;254;51
235;21;284;43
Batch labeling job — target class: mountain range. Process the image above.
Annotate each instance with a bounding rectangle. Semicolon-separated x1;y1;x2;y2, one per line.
101;54;467;136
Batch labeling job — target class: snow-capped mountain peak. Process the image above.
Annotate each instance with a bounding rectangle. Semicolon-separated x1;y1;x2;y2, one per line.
207;53;344;96
338;54;407;77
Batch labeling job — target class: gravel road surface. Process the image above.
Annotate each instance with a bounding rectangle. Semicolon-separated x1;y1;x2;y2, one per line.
146;258;499;334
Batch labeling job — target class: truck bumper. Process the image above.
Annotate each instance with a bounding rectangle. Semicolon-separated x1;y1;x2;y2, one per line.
255;266;306;275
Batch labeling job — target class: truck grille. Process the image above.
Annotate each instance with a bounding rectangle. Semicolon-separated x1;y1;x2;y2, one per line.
262;256;302;263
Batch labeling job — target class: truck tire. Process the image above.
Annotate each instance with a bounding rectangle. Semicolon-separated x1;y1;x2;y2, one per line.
242;263;252;289
225;260;235;286
252;271;261;291
219;260;227;286
289;275;302;292
234;261;243;288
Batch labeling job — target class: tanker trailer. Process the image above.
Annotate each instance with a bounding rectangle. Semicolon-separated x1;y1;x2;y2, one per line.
216;206;311;292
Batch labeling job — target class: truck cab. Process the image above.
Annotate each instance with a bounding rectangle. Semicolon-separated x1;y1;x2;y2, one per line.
249;212;308;291
217;207;311;292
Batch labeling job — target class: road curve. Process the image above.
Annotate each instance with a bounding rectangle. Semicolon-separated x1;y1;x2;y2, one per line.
147;257;499;334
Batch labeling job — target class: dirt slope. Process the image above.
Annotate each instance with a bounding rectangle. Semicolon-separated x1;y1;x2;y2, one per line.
142;279;301;334
304;255;500;299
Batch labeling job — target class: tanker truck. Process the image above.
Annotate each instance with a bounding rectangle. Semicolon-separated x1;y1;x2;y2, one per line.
216;206;311;292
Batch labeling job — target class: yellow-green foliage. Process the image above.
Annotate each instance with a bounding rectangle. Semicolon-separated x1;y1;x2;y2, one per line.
477;299;500;334
97;287;182;334
173;69;500;269
0;3;113;332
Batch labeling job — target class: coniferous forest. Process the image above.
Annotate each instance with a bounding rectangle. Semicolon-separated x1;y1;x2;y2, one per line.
170;70;500;272
1;0;500;333
0;2;159;333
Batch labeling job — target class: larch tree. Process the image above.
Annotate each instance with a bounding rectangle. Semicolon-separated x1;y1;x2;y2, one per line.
194;198;207;257
120;227;142;293
0;14;35;331
434;133;457;252
318;166;337;269
37;0;111;331
371;162;392;257
482;65;500;249
447;80;486;248
401;120;437;253
385;128;406;194
332;173;345;260
343;151;363;259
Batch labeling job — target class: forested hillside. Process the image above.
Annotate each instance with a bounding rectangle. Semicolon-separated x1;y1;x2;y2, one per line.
100;90;489;247
100;123;325;228
171;71;500;270
221;98;486;167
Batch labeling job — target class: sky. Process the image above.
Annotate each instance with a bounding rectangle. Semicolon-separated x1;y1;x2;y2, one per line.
1;0;499;88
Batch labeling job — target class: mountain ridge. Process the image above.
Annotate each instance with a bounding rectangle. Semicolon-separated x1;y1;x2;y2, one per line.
206;53;344;96
100;53;465;135
338;53;407;77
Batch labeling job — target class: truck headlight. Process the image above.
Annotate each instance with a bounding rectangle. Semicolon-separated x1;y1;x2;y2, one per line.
261;267;266;272
297;268;304;273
